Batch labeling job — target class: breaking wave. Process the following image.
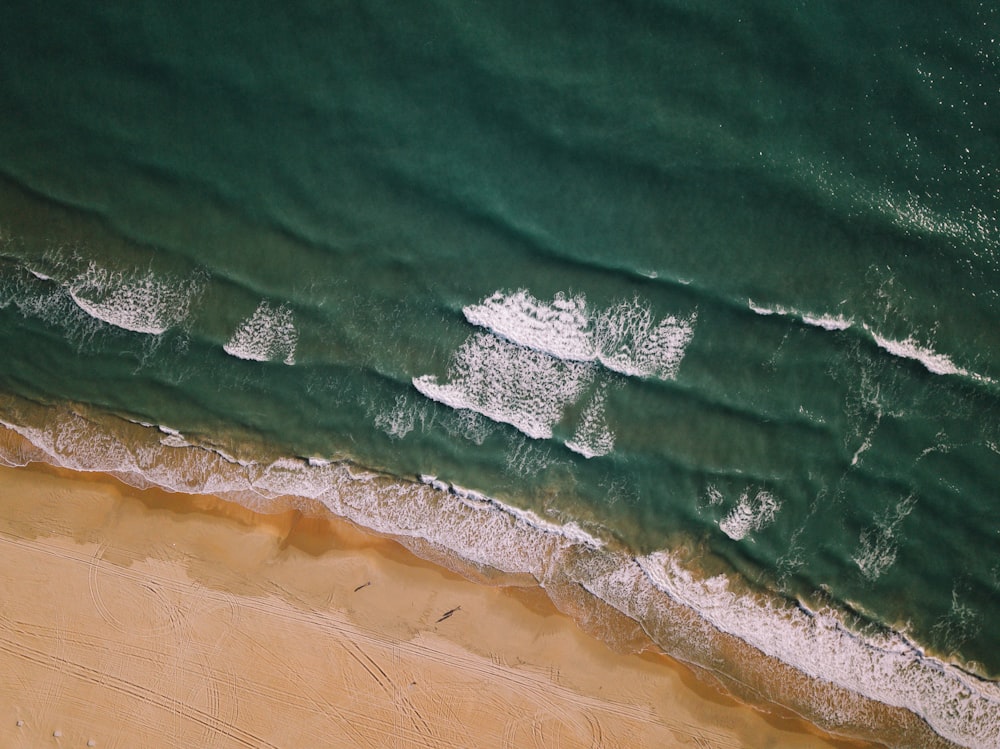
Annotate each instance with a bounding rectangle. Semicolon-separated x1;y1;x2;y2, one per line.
864;328;992;384
413;289;696;457
0;403;996;749
67;262;203;335
717;488;781;541
594;298;696;380
565;384;615;458
463;289;594;362
631;551;1000;749
223;301;298;365
413;332;596;440
747;300;995;385
463;289;697;381
748;299;852;332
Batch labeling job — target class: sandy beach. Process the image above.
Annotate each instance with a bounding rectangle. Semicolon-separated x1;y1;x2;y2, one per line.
0;460;882;748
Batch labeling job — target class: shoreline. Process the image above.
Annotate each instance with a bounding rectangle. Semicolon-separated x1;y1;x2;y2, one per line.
0;459;871;748
0;400;985;747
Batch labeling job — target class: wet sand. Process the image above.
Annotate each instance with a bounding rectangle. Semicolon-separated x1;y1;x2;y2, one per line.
0;461;877;748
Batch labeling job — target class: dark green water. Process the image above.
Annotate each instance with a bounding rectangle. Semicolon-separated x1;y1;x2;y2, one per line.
1;2;998;745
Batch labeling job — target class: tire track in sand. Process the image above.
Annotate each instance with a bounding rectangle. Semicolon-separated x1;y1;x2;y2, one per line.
1;529;746;749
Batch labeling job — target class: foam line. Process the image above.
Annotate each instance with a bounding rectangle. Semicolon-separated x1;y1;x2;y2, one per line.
2;410;997;748
747;300;995;384
864;326;992;383
634;551;1000;749
418;475;605;549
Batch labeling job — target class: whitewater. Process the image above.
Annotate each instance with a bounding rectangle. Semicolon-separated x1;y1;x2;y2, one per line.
0;402;996;748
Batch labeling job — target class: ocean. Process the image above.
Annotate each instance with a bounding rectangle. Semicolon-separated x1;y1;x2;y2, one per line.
0;1;998;745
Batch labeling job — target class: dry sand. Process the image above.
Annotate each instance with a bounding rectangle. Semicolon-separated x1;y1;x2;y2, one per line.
0;461;877;748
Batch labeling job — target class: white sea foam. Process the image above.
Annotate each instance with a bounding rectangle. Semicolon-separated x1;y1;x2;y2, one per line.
801;314;852;331
463;289;696;382
223;301;298;365
634;551;1000;749
413;333;596;440
705;485;724;507
852;495;916;582
374;393;418;439
718;489;781;541
932;588;983;657
68;263;202;335
156;424;191;449
445;409;495;446
422;290;694;452
504;435;556;476
0;268;104;344
2;409;997;748
877;189;972;242
863;326;992;383
850;435;873;467
593;299;696;380
748;300;995;384
463;289;594;361
750;299;851;331
417;475;605;549
565;385;615;458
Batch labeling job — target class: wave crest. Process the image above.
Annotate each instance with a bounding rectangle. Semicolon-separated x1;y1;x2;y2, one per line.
565;384;615;458
464;289;697;381
413;288;697;457
413;332;596;440
463;289;594;361
0;403;997;748
68;262;203;335
747;300;995;385
717;489;781;541
223;301;298;365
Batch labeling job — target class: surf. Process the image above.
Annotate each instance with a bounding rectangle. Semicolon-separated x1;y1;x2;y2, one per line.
0;400;996;748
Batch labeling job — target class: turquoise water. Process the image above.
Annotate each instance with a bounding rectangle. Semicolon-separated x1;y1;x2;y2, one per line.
1;2;999;745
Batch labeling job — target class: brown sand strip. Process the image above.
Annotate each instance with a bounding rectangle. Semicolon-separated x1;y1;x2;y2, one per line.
0;462;878;748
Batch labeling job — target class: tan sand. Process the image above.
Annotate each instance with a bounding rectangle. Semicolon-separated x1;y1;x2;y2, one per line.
0;462;877;748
